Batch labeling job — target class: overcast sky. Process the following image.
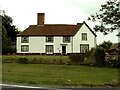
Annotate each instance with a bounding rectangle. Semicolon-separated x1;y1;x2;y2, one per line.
0;0;118;44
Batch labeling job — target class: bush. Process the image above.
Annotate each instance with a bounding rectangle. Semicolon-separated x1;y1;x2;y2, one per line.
95;47;105;67
2;46;16;55
105;57;120;67
69;54;85;64
18;57;29;64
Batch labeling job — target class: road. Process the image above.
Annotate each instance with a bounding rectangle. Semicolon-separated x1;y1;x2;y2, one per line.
0;84;119;90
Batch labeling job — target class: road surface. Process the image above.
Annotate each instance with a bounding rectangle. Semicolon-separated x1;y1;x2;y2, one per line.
0;84;119;90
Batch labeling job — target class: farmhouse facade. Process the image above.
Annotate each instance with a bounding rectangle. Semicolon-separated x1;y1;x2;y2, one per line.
17;13;97;54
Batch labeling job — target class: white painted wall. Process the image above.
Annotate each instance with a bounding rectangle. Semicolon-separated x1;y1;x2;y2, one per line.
17;36;72;54
29;36;45;53
17;37;29;53
16;37;21;53
73;23;96;53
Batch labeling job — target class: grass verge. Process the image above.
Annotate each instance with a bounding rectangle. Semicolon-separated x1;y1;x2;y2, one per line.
2;63;119;87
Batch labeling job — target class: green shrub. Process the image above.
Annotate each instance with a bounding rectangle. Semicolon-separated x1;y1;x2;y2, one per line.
105;57;120;67
95;47;105;67
69;54;85;64
18;57;29;64
2;46;16;55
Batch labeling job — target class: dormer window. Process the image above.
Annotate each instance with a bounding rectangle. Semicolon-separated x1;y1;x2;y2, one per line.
21;37;29;43
46;36;53;42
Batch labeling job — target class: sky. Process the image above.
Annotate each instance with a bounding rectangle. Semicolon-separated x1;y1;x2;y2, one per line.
0;0;119;44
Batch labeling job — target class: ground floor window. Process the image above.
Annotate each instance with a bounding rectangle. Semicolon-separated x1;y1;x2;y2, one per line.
21;45;29;52
80;44;89;53
46;45;54;54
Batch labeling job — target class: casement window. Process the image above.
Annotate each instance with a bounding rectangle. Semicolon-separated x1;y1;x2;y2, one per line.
82;33;87;41
80;44;89;53
46;45;54;54
21;37;29;43
46;36;53;42
63;36;70;43
21;45;29;52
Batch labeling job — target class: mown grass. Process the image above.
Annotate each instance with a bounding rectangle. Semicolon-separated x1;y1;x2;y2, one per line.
2;63;119;87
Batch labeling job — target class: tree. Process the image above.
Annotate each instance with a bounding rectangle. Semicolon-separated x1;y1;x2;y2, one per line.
99;41;113;51
1;12;19;54
88;0;120;35
2;26;14;54
2;14;19;42
95;47;106;67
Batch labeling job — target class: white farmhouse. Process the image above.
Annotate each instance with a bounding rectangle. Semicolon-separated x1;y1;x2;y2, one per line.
17;13;97;54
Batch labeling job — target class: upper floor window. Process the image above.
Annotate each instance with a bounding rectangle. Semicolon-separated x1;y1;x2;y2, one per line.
46;36;53;42
63;36;70;43
82;33;87;41
21;37;29;43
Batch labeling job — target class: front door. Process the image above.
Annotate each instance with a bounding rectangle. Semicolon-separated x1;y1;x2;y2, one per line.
62;46;66;54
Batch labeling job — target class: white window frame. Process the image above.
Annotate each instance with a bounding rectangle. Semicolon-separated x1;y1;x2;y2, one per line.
21;45;29;52
82;33;87;41
80;44;89;53
21;37;29;43
46;45;54;54
63;36;70;43
46;36;53;43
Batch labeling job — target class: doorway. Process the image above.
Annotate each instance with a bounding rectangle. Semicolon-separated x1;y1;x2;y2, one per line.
62;46;66;54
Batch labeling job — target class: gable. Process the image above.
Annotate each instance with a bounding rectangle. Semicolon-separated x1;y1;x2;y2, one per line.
82;22;97;37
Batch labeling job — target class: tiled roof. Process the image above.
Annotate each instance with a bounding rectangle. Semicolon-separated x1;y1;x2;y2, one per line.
18;22;96;36
18;24;82;36
109;44;119;50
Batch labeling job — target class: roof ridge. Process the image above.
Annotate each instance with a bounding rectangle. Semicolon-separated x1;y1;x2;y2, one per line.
44;24;77;26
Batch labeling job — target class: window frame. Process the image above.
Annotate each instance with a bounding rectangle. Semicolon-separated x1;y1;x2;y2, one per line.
82;33;87;41
80;44;89;53
21;45;29;52
46;45;54;54
21;37;29;43
46;36;54;43
63;36;71;43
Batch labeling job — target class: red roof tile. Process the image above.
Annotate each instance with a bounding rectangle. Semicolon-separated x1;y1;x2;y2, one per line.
109;44;118;50
18;24;82;36
18;22;96;36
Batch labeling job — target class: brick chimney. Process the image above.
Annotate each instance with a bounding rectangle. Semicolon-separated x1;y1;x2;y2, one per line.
37;13;45;25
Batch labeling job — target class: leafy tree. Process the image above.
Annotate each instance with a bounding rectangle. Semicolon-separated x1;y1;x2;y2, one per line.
88;0;120;35
1;11;19;54
2;14;19;42
2;26;14;54
99;41;113;51
95;47;106;67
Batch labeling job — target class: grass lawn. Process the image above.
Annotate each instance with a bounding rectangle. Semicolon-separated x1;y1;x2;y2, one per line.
2;63;119;87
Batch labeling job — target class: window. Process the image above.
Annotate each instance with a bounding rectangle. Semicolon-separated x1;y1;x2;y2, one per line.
21;45;29;52
80;44;89;53
82;33;87;41
46;45;54;54
21;37;29;43
63;36;70;43
46;36;53;42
